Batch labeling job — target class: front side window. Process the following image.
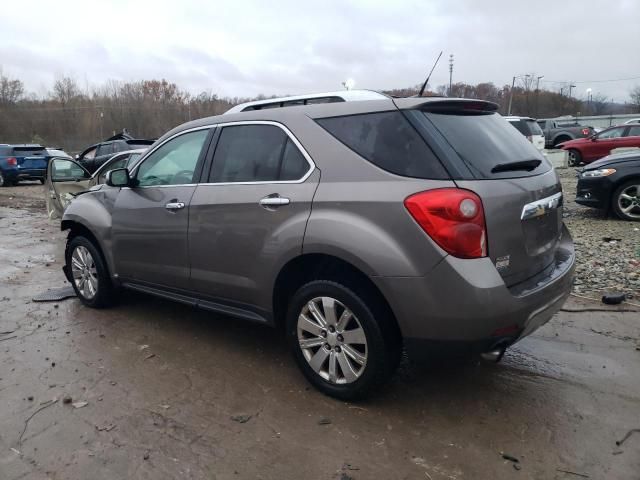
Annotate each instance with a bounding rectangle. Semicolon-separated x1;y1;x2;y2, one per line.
82;147;97;160
51;159;89;181
598;127;624;139
210;124;309;182
136;129;209;187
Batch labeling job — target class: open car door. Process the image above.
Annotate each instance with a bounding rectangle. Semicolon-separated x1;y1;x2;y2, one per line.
46;157;92;219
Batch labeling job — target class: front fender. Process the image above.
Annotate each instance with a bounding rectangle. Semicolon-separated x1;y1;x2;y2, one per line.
61;190;116;275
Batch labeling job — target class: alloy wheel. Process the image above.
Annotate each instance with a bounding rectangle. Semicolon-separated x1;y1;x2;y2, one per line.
71;246;98;299
297;296;368;384
618;184;640;219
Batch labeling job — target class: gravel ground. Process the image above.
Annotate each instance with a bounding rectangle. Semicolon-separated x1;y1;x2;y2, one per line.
558;168;640;301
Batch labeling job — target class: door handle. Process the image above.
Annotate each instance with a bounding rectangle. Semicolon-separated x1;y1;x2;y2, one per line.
259;195;290;208
165;202;185;211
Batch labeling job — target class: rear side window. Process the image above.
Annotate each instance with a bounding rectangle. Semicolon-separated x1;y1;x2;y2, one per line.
422;111;549;179
0;146;11;156
316;111;448;179
526;120;543;136
626;126;640;137
210;125;310;182
508;120;529;135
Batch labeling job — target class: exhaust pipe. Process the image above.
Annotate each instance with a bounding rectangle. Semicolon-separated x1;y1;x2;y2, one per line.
480;345;507;363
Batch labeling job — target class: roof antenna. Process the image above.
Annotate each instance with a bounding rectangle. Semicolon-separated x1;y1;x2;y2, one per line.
418;51;443;97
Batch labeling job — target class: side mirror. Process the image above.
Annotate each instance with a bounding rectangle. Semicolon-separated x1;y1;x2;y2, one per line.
106;168;131;187
590;136;597;141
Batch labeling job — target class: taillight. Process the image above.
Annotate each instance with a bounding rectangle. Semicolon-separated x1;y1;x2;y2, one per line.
404;188;487;259
6;157;17;166
582;128;590;136
526;135;532;142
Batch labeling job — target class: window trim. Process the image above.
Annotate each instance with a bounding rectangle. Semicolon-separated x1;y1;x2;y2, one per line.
201;120;316;186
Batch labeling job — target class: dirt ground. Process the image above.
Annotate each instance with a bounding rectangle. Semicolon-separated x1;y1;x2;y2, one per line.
0;181;639;480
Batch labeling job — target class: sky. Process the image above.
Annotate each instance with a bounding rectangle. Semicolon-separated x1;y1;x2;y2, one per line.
1;0;639;102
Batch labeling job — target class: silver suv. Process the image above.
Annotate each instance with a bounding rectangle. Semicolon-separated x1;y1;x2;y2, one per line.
56;91;575;399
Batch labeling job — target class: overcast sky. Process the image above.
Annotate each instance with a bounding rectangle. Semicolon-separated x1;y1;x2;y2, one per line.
1;0;639;102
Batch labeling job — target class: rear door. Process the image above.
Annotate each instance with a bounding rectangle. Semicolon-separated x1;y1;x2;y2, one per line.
622;125;640;148
112;128;212;289
45;158;91;219
188;122;318;311
412;107;563;287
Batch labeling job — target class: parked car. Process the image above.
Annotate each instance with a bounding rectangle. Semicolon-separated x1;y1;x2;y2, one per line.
46;149;145;218
624;118;640;125
537;119;594;148
504;116;545;151
76;132;154;174
57;91;575;399
575;150;640;221
559;124;640;166
0;144;50;186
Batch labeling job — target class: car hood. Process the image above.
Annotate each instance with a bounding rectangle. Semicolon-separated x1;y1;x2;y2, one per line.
583;150;640;170
558;137;591;148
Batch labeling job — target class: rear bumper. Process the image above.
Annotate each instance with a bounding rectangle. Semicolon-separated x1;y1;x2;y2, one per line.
373;225;575;359
16;168;46;180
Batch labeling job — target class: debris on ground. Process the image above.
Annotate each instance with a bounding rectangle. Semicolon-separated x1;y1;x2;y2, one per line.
501;453;519;463
616;428;640;446
72;401;88;409
62;395;72;404
95;424;116;432
143;451;150;460
231;414;253;424
318;417;332;425
556;468;589;478
602;293;626;305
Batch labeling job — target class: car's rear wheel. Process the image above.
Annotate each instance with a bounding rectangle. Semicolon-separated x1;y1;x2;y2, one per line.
567;149;582;167
612;180;640;221
38;178;45;185
66;236;116;307
286;280;400;400
0;171;8;187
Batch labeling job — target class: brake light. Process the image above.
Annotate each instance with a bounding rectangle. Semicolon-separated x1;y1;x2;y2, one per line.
404;188;487;259
6;157;17;166
582;128;590;136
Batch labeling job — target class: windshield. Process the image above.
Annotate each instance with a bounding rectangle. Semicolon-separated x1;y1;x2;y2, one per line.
422;111;550;179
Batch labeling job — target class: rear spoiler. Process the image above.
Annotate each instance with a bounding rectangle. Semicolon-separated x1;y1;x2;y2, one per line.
13;145;46;151
125;139;156;145
393;97;499;113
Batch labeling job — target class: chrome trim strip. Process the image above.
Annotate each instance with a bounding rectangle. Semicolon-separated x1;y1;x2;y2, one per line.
129;120;317;188
521;192;563;220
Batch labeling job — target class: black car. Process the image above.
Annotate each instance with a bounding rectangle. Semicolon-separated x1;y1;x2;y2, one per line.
76;131;154;173
576;150;640;221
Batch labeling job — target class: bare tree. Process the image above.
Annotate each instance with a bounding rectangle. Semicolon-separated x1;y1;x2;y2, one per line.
630;85;640;113
53;76;81;106
0;73;24;104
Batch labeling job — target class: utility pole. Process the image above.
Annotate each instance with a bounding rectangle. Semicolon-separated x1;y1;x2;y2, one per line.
448;54;454;96
535;75;544;117
99;110;104;139
507;76;516;115
586;87;592;114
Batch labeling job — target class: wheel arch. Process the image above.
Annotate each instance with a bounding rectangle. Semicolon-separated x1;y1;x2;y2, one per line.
272;253;401;339
61;219;114;281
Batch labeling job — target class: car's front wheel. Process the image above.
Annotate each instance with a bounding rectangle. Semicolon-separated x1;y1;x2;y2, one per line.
66;236;115;307
286;280;400;400
567;149;582;167
612;180;640;221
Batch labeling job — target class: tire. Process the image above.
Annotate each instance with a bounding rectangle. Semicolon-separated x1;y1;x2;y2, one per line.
65;236;116;308
567;149;582;167
553;136;571;148
0;170;8;187
286;280;401;400
612;180;640;221
38;178;45;185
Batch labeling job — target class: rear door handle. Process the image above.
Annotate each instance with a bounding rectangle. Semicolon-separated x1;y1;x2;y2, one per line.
259;195;290;208
165;202;185;211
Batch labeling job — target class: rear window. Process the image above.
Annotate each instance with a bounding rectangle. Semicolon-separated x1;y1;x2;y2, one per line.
11;146;46;156
422;111;549;179
508;120;529;135
316;111;449;179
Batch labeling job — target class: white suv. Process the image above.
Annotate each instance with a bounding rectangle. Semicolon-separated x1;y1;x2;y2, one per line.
505;116;545;152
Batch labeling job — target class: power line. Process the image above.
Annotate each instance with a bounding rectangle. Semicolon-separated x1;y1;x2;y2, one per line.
541;75;640;84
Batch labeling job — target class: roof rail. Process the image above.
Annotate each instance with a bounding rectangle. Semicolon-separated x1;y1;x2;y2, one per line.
224;89;389;114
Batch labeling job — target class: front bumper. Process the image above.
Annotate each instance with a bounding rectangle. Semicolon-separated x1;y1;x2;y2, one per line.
373;225;575;360
575;176;612;210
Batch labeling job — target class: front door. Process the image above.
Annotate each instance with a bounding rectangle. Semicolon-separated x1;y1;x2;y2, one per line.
588;126;626;160
45;157;92;219
112;128;212;289
189;123;318;312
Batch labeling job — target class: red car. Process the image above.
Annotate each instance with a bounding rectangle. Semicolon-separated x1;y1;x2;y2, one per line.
560;124;640;166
